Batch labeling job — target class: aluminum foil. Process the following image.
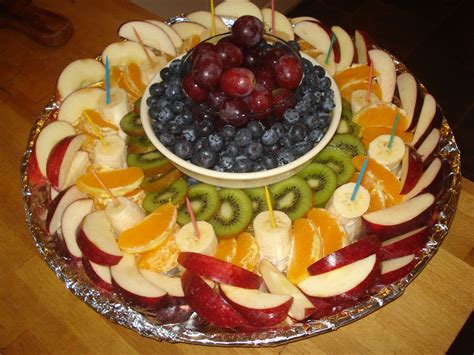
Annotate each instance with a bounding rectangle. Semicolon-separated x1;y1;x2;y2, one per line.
21;51;461;347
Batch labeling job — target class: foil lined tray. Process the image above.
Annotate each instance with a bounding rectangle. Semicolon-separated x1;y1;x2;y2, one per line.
20;45;461;346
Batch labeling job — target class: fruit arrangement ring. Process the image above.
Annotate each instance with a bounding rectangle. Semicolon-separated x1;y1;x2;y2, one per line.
21;7;461;347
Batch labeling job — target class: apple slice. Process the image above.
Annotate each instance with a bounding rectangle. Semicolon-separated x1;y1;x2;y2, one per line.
181;271;247;328
145;20;183;48
50;187;59;201
259;260;315;321
56;59;105;101
82;257;113;291
102;41;159;68
315;53;337;76
170;22;206;40
46;185;87;235
262;8;294;41
299;254;379;304
186;11;228;32
307;235;381;275
417;128;440;165
214;1;263;21
396;72;418;130
34;121;76;178
118;20;176;57
61;198;94;259
57;87;103;124
46;134;85;191
363;193;435;240
368;49;396;103
379;254;416;285
111;253;168;308
354;29;376;65
402;158;443;201
139;269;184;298
290;16;319;25
220;283;292;327
411;94;442;148
293;21;340;63
400;146;424;194
331;25;354;71
62;151;90;189
380;226;428;260
177;252;262;289
77;210;122;266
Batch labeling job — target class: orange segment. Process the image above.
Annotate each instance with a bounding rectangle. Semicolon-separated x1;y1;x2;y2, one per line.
232;232;259;271
126;63;146;93
340;80;382;102
110;66;141;100
361;126;414;148
214;238;237;263
78;109;118;132
353;102;410;131
137;226;180;272
334;64;379;88
180;35;201;53
352;156;402;205
307;208;347;256
287;218;322;284
76;167;144;197
118;203;177;253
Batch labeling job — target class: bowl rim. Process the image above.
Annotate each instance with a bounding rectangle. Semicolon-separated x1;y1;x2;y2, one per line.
141;52;341;186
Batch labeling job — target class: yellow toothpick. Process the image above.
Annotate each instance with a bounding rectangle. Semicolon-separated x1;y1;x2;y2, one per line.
264;186;276;229
210;0;216;36
133;26;155;68
83;111;108;147
90;169;120;206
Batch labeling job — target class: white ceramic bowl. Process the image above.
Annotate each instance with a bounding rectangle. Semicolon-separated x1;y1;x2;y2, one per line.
141;52;341;188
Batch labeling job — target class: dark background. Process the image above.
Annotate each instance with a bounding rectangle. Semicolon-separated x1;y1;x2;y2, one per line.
288;0;474;180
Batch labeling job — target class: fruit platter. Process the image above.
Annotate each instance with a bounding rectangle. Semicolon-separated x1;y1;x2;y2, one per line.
21;1;461;347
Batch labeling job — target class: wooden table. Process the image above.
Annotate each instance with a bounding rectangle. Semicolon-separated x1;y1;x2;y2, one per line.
0;1;472;353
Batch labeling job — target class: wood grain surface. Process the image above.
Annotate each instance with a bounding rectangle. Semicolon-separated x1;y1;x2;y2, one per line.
0;1;472;353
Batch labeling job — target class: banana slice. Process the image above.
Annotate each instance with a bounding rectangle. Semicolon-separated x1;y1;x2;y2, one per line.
253;211;292;271
98;87;129;137
326;182;370;243
105;197;146;235
93;134;127;170
351;89;380;115
175;221;217;256
368;134;406;172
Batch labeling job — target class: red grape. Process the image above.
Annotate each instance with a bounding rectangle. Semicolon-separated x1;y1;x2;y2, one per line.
192;51;223;90
219;67;256;98
272;88;294;119
231;15;264;48
220;98;250;127
255;67;276;91
214;41;244;69
244;84;272;114
182;73;207;102
242;47;263;71
274;55;303;90
207;90;229;111
192;42;215;61
263;47;288;69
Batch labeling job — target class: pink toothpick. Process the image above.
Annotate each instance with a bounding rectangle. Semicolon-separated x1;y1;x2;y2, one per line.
186;197;200;238
366;61;374;103
271;0;276;35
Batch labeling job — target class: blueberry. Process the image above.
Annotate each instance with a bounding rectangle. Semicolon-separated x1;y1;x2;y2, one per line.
313;65;325;78
266;143;280;154
166;83;182;100
308;129;323;143
295;100;310;115
157;107;174;124
149;82;165;96
191;148;217;168
322;96;335;112
288;123;307;142
174;140;194;160
233;157;252;172
166;121;182;135
159;132;175;146
303;114;321;129
272;122;285;138
156;97;171;110
246;120;264;138
148;108;160;120
294;141;312;155
235;128;252;147
313;91;322;104
152;120;165;133
302;58;313;74
277;148;296;166
182;125;198;142
169;59;182;74
280;135;292;148
181;111;194;124
262;155;278;169
172;101;185;114
146;96;158;108
160;67;171;81
194;137;209;151
221;125;236;140
283;109;300;125
320;77;331;89
246;141;264;160
208;133;224;152
261;129;279;146
219;154;234;171
252;160;265;172
287;40;300;52
196;119;215;137
226;141;241;157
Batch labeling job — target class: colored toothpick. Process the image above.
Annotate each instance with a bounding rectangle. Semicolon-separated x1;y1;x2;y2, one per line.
83;111;108;147
90;169;120;206
271;0;276;35
133;26;155;67
186;197;200;238
105;55;111;105
366;61;374;103
388;112;400;149
351;155;369;201
325;33;336;65
210;0;216;36
264;186;276;229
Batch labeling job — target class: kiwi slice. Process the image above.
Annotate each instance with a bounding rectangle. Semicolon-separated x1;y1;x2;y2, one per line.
177;183;220;225
315;147;355;186
341;99;353;121
120;112;144;136
128;135;156;154
244;187;275;218
328;134;366;158
127;151;172;176
134;97;142;115
337;118;361;137
270;176;312;221
142;178;188;213
141;168;182;192
209;189;253;238
298;163;337;206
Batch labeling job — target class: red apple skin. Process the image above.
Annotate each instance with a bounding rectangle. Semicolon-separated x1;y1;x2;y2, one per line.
177;252;262;289
46;135;75;190
45;187;69;232
307;235;381;276
112;279;168;309
380;227;428;261
355;29;376;65
82;257;113;291
378;258;418;285
421;160;447;199
181;271;247;328
406;86;426;132
400;147;424;195
76;229;122;266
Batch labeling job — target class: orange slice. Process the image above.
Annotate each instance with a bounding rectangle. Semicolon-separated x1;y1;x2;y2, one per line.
352;102;410;131
232;232;259;271
110;66;141;99
126;63;146;93
352;155;402;205
334;64;379;88
339;80;383;102
287;218;322;284
361;126;414;148
214;238;237;263
118;203;177;253
307;208;347;256
137;226;180;272
76;167;144;197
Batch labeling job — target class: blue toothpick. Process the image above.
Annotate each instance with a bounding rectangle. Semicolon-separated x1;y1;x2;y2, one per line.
105;55;111;105
351;155;369;201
